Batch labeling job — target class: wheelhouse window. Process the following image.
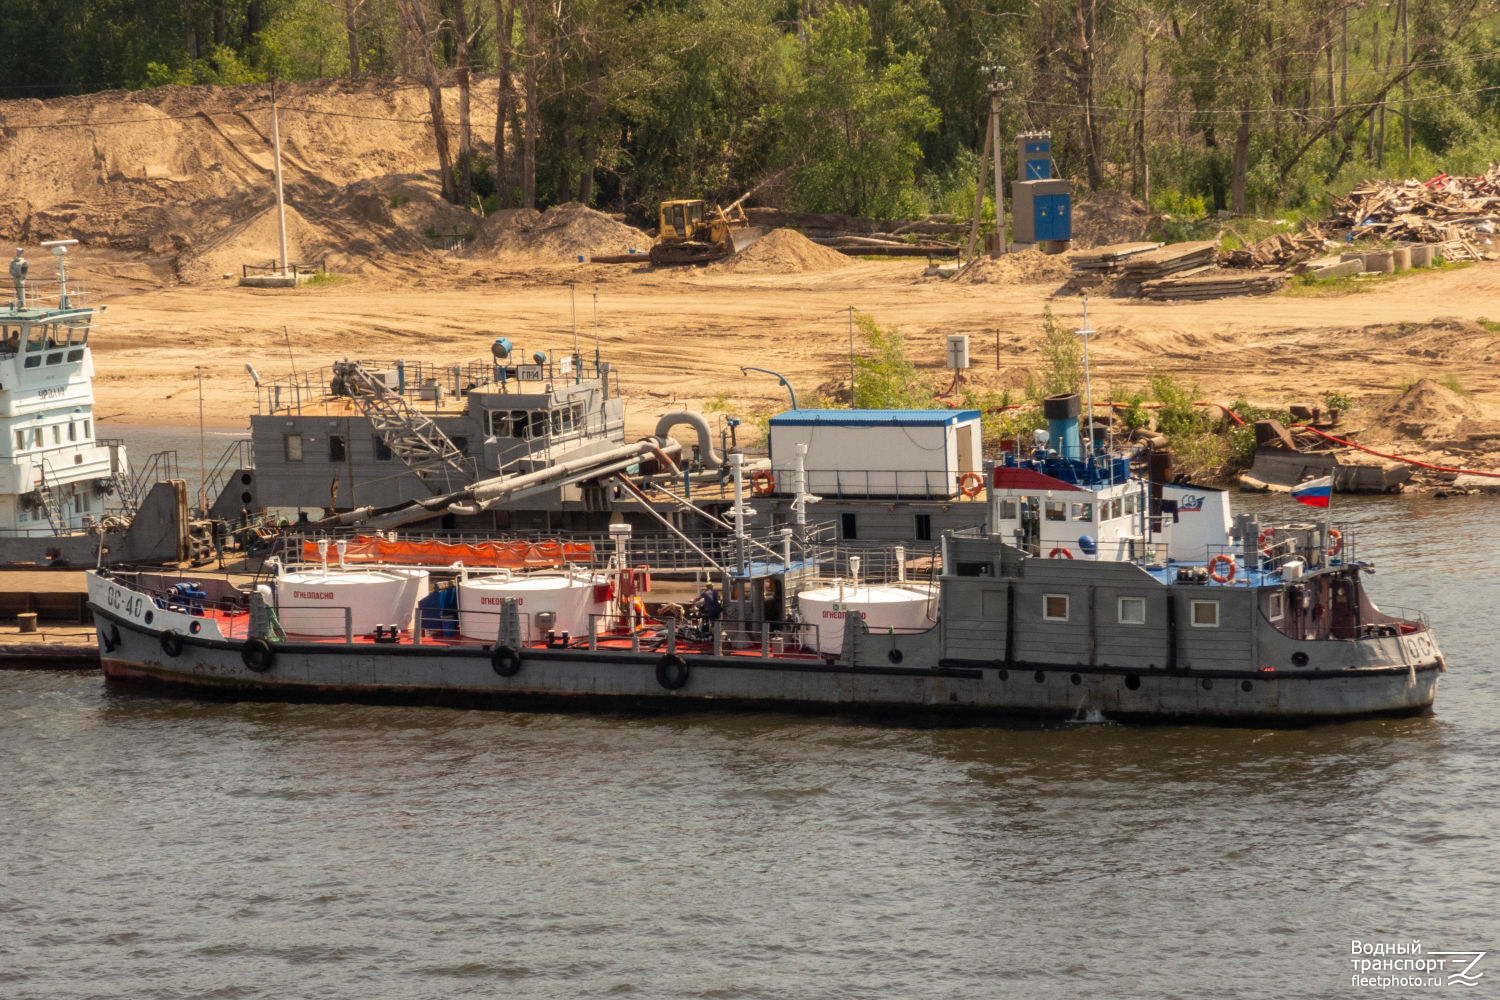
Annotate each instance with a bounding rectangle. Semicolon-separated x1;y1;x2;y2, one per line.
1118;596;1146;625
1044;501;1066;522
1190;600;1219;628
1072;502;1093;522
1268;592;1285;622
284;433;304;462
1124;492;1138;515
14;430;23;451
1043;594;1069;621
998;498;1018;520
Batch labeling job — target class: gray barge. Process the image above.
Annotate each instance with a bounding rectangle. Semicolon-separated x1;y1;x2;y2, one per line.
87;449;1443;724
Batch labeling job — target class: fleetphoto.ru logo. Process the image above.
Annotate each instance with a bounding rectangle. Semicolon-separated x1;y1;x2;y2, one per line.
1351;939;1487;989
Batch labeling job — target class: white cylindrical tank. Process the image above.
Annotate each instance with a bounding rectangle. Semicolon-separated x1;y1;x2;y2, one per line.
796;583;936;654
457;571;611;642
274;567;424;637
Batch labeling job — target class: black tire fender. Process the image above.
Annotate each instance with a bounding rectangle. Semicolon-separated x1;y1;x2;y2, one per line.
491;645;521;677
159;629;185;657
655;653;689;691
241;637;276;674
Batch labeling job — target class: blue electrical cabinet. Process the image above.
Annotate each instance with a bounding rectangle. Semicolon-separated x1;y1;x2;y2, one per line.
1022;137;1052;180
1035;193;1072;241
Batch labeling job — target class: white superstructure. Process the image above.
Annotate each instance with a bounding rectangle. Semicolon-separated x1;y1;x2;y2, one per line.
0;242;128;538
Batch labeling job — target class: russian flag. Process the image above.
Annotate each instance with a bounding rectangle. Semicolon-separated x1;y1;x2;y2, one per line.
1292;476;1332;508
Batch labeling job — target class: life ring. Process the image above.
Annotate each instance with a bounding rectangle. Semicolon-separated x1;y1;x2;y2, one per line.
100;624;120;653
241;637;275;673
1209;554;1237;583
958;472;983;498
159;629;184;657
1257;527;1275;556
1328;527;1343;557
751;470;775;495
1048;548;1073;559
491;644;521;677
656;653;689;690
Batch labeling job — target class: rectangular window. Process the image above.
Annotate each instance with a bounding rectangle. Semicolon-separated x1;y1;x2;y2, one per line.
914;514;932;541
31;428;41;447
51;425;60;444
373;435;393;461
82;419;90;439
329;435;346;462
1044;501;1066;522
1118;596;1146;625
488;411;511;437
840;512;858;540
529;411;548;438
1191;600;1220;628
14;430;22;451
1268;593;1285;622
67;422;76;442
1043;594;1069;622
284;433;304;462
1071;502;1092;522
1108;498;1122;521
998;499;1018;521
1124;493;1138;515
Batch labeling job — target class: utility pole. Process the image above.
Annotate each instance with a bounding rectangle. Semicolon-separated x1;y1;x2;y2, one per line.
984;64;1012;258
847;306;856;406
270;78;289;276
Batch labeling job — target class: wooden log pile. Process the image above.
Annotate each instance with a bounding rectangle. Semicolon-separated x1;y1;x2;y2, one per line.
1326;169;1500;243
1139;270;1286;301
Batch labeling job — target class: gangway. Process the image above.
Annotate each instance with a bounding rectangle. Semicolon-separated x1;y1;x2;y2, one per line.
330;360;473;494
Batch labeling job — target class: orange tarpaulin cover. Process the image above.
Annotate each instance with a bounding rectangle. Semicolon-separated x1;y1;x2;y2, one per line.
303;536;593;568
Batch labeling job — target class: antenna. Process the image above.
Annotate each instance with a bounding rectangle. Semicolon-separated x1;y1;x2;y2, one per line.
41;239;77;308
1076;293;1096;467
283;325;297;378
592;285;600;368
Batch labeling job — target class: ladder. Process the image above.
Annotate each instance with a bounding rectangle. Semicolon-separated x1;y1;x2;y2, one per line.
330;361;473;494
34;460;68;534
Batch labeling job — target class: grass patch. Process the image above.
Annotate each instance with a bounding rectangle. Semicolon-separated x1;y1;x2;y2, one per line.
1440;373;1471;396
302;271;349;288
1476;317;1500;333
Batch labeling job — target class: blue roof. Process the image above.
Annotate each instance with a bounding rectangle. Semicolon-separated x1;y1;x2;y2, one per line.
770;408;981;428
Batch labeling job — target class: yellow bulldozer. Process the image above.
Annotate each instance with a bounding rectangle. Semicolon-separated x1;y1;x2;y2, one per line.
649;198;768;267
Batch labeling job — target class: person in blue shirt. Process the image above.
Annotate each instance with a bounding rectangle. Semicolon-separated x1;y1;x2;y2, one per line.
696;584;722;622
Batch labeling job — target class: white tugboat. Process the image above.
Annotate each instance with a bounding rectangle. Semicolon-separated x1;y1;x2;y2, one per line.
0;241;134;563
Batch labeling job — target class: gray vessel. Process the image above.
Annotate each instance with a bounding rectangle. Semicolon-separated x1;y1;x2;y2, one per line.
87;440;1443;724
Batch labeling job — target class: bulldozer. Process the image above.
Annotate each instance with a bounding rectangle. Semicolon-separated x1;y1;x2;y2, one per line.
648;198;768;267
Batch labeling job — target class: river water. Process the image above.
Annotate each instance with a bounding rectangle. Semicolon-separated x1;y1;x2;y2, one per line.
2;493;1496;998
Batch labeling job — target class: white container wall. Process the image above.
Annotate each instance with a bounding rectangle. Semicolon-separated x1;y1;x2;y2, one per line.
274;568;423;637
797;583;937;654
457;572;611;642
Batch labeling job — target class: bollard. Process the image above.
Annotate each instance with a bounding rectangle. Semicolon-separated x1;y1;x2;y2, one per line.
17;612;36;634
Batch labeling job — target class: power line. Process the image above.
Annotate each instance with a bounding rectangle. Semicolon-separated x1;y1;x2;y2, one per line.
1024;83;1500;119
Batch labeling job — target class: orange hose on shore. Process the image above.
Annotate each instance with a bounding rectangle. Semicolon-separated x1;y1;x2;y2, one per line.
1290;425;1500;479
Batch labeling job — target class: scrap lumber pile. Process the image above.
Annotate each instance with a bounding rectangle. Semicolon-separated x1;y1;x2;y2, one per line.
1219;230;1326;268
1326;169;1500;243
1140;270;1286;301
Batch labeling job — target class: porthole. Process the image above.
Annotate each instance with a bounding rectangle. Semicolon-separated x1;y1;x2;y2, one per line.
1125;675;1141;690
1201;678;1214;690
1033;670;1045;683
887;649;903;664
1291;651;1310;667
143;610;154;625
1240;680;1253;693
189;621;202;634
1070;673;1082;686
996;668;1009;680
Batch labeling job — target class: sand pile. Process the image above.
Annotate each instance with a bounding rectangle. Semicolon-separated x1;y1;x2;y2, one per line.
466;202;649;259
953;249;1072;284
711;228;851;274
1368;378;1486;442
175;203;338;282
1070;189;1157;249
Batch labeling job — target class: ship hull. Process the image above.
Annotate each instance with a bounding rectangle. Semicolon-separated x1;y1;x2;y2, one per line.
92;605;1439;726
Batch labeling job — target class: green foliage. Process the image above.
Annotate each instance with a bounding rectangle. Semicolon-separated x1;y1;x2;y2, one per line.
1440;373;1471;395
1322;390;1353;412
774;5;939;218
1148;371;1209;437
302;271;349;287
1027;307;1082;401
1111;386;1151;430
851;313;930;409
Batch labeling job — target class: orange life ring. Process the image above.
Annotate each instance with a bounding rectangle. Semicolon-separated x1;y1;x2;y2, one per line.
958;472;984;498
1048;548;1073;559
1209;554;1237;583
1257;527;1275;556
751;470;775;495
1328;527;1343;556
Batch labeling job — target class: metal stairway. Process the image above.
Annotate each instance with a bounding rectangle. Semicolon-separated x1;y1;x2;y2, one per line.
330;361;473;494
35;460;68;534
